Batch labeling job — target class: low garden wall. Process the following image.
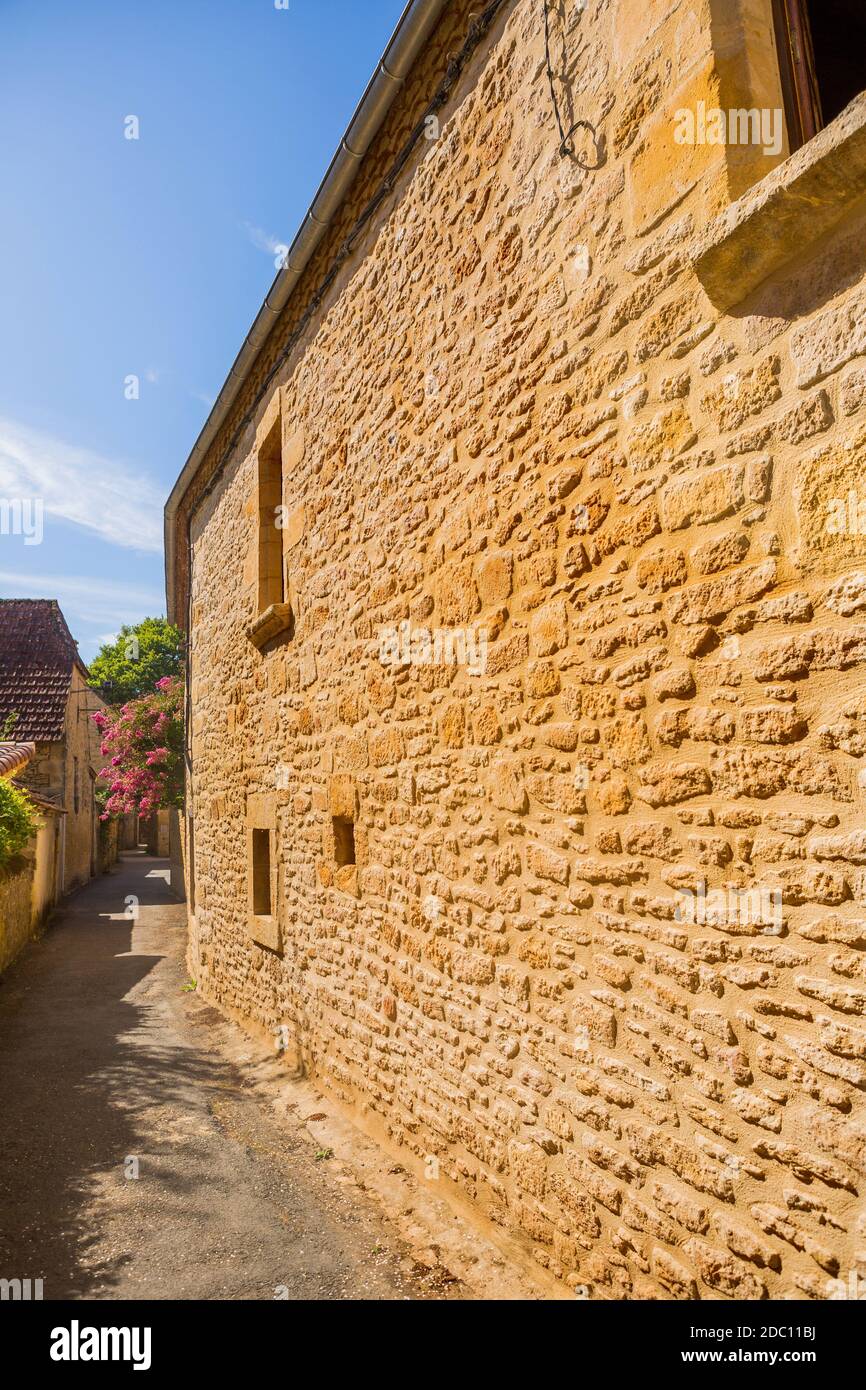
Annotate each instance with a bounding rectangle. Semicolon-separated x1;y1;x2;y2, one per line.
0;857;38;975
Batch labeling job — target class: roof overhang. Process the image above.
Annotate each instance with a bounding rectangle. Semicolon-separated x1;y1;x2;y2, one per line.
0;742;37;779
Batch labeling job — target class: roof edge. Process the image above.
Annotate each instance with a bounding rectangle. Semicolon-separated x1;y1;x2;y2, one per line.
0;743;37;779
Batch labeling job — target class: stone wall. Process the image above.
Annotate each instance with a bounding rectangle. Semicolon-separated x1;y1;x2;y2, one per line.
98;817;120;876
16;668;102;893
168;809;186;900
62;668;99;892
143;809;171;858
0;811;60;975
182;0;866;1298
0;860;37;976
17;741;66;809
30;812;61;924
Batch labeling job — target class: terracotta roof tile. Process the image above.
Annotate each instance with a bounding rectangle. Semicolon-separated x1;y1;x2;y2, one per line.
0;600;85;742
0;742;36;778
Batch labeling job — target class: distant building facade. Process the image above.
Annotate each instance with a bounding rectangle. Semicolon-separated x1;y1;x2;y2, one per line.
0;600;106;893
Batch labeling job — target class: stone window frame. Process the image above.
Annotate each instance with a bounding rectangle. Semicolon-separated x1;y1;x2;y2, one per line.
332;815;356;868
771;0;821;151
325;774;360;898
245;792;282;953
245;390;293;650
689;2;866;307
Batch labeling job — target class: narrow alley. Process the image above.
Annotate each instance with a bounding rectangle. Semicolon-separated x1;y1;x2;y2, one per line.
0;855;498;1301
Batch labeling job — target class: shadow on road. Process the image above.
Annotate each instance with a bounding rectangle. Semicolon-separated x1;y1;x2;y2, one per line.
0;852;226;1298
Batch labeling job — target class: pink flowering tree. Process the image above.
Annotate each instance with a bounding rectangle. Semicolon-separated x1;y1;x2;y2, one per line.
92;676;185;820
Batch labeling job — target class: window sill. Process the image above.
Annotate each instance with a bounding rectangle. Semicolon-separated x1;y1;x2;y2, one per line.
248;913;282;953
334;864;359;898
691;92;866;310
245;602;294;649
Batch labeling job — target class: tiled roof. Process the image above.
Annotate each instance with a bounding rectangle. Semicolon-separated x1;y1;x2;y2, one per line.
0;600;86;742
11;781;65;815
0;742;36;778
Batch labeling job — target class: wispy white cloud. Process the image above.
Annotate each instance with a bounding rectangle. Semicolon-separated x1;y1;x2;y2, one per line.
244;221;288;265
0;416;163;553
0;572;165;630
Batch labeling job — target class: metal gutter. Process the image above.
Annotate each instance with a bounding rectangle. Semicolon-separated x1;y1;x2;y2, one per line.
164;0;451;622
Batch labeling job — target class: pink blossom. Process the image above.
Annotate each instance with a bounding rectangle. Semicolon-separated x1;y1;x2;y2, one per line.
93;679;183;821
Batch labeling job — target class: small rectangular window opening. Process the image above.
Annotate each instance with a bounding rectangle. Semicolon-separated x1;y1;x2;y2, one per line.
257;417;284;612
252;828;272;916
333;816;356;868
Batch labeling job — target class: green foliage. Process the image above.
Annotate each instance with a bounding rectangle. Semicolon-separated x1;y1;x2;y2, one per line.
97;806;115;850
0;780;40;871
0;711;19;740
88;617;185;705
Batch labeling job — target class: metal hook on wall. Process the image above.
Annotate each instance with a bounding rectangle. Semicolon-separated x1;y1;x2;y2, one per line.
542;0;603;167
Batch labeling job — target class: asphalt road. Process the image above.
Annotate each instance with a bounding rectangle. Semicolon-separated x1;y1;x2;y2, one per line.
0;853;464;1300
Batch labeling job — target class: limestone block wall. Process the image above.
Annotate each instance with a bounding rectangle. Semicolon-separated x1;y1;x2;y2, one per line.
183;0;866;1298
0;861;38;976
16;667;102;893
31;813;61;923
61;668;98;892
98;818;120;876
17;741;65;806
144;809;171;858
0;811;60;975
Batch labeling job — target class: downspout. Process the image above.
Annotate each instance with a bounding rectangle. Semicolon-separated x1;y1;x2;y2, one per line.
164;0;450;626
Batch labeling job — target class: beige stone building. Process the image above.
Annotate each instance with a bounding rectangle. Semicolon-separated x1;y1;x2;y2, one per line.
166;0;866;1297
0;600;106;894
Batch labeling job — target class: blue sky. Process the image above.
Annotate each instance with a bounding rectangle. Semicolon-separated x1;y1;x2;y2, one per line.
0;0;405;661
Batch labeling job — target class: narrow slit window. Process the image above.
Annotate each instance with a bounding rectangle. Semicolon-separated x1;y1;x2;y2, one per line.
251;828;272;916
257;416;284;613
333;816;356;868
